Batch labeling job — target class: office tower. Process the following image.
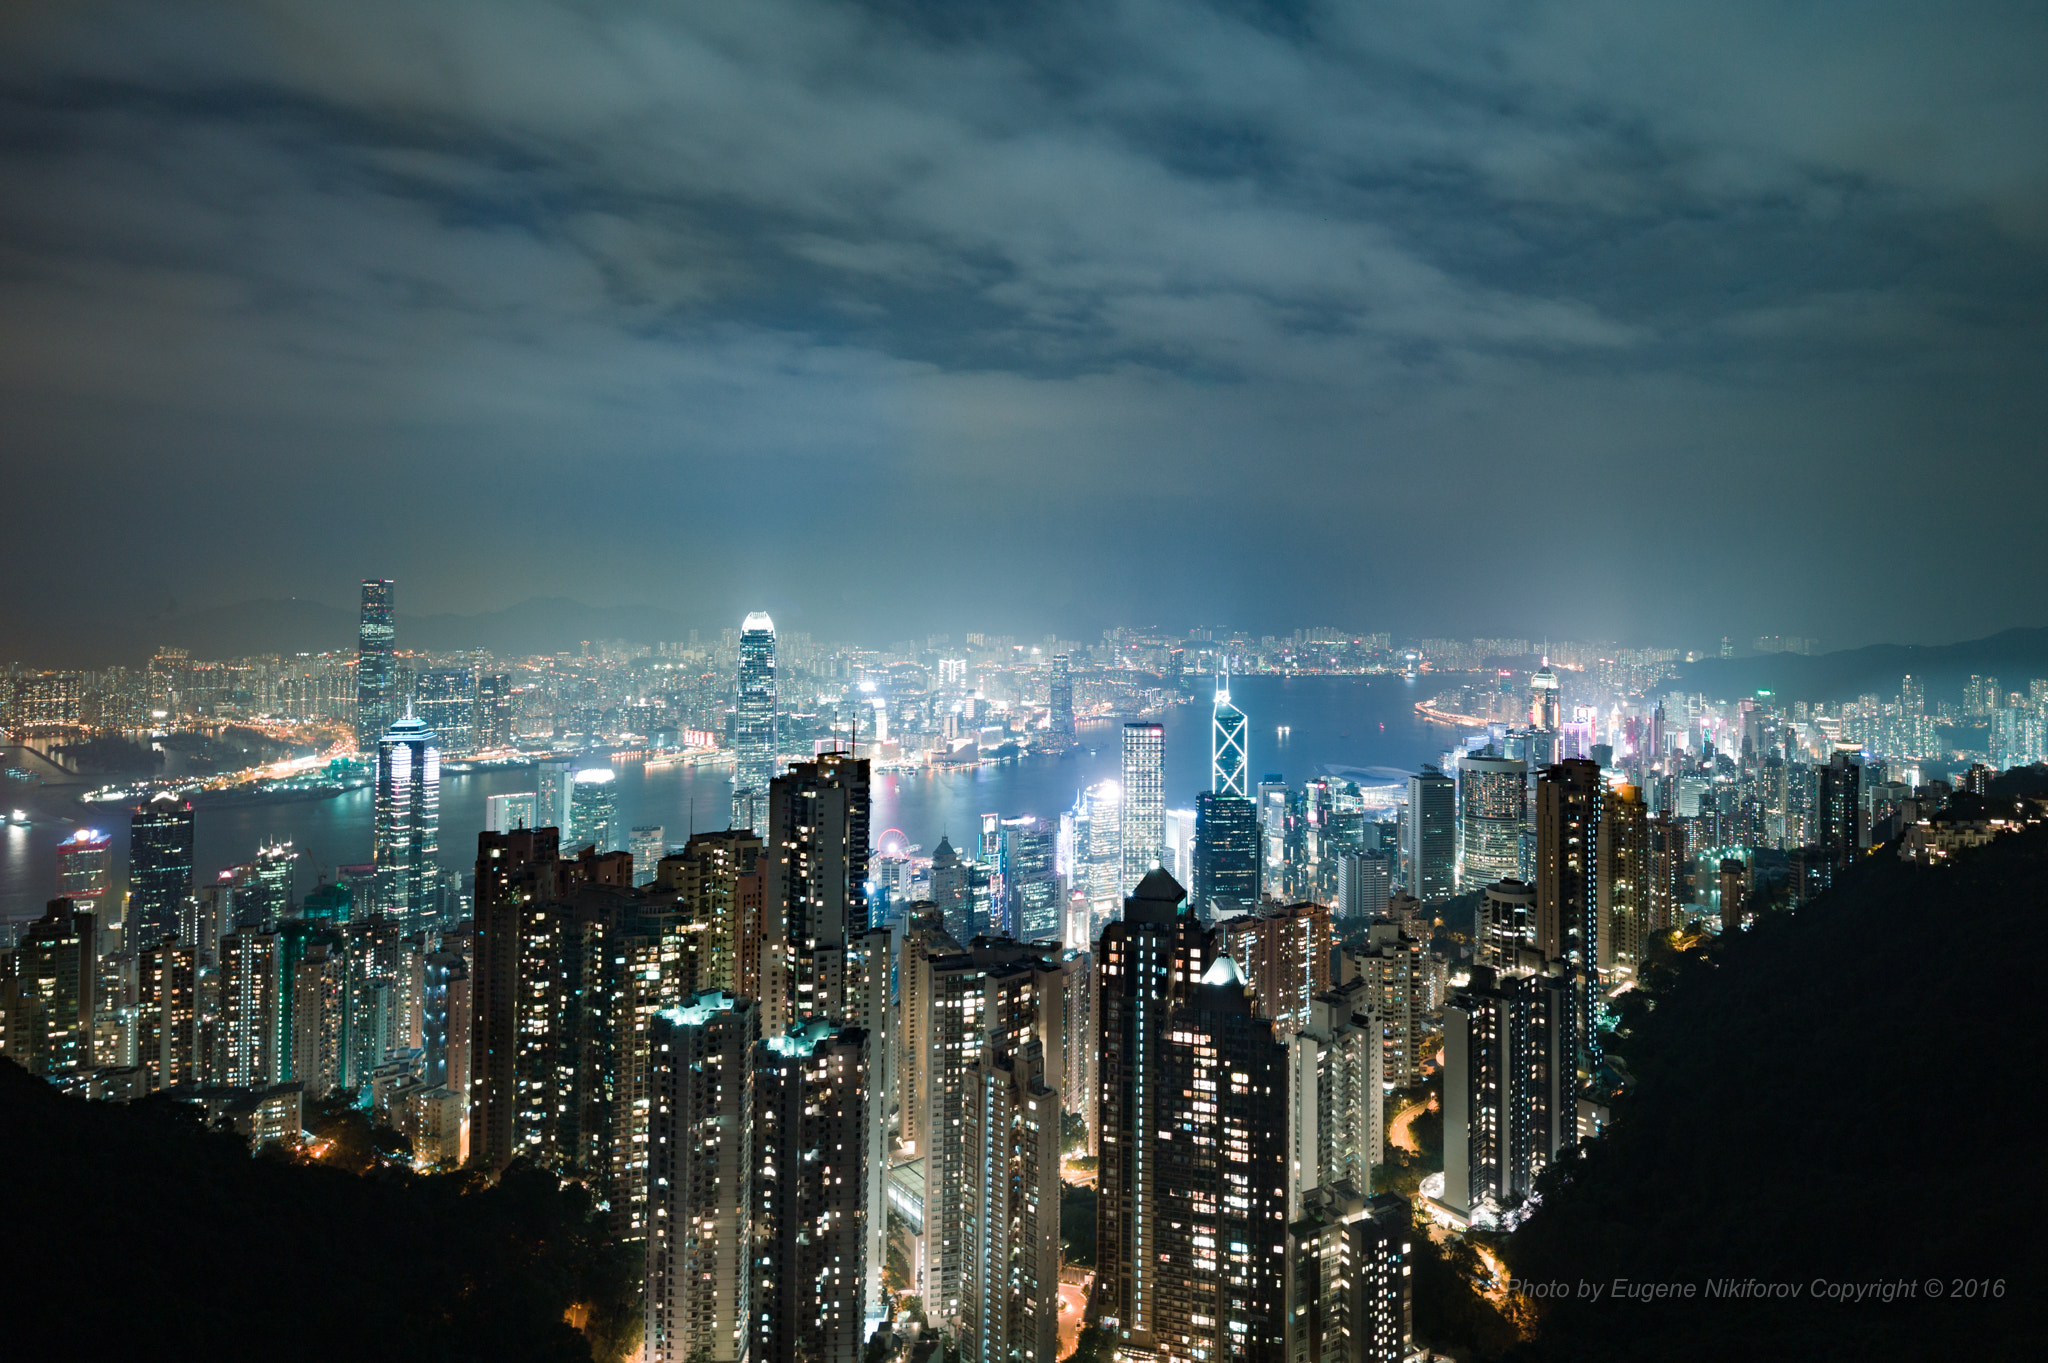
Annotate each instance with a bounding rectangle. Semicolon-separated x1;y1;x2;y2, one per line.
411;666;476;757
1257;778;1289;898
1287;985;1384;1214
1212;671;1249;797
1048;652;1075;739
2;899;96;1077
1080;781;1124;919
1193;791;1260;921
55;828;112;910
1121;722;1165;892
355;578;396;750
248;839;297;927
136;938;198;1091
663;828;767;999
1162;807;1197;893
1597;785;1650;980
1479;879;1538;974
568;766;618;851
220;930;280;1088
908;940;1063;1356
1533;758;1602;1071
1340;927;1434;1089
630;826;665;887
290;942;345;1095
1439;961;1574;1225
1457;752;1526;891
1148;953;1289;1363
485;790;537;834
929;835;971;943
422;950;470;1100
1221;901;1333;1038
1402;766;1455;903
1285;1188;1412;1363
1003;816;1060;941
373;710;441;930
751;1020;871;1363
1098;871;1289;1362
1818;752;1862;875
1334;848;1391;922
128;795;195;950
1646;813;1689;934
733;611;779;834
1529;662;1560;732
764;752;869;1033
476;670;513;749
645;992;759;1363
536;757;575;835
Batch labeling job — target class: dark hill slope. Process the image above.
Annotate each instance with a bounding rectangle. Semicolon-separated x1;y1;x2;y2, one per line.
0;1069;630;1361
1503;825;2044;1360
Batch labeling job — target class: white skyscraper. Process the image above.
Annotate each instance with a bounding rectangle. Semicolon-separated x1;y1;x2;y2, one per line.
569;767;617;852
1211;671;1248;797
373;709;440;930
1120;722;1164;893
733;611;778;833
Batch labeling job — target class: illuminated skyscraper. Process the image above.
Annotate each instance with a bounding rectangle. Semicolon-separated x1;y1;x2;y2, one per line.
484;790;536;834
5;898;97;1077
1533;759;1602;1071
764;752;870;1033
1285;1188;1412;1363
1120;722;1165;892
55;829;112;911
1596;784;1649;980
536;757;574;834
1193;791;1260;921
373;711;441;930
569;767;618;852
1220;900;1333;1037
128;795;194;949
629;825;664;886
476;670;513;748
413;666;477;757
1457;752;1526;891
1529;661;1560;732
355;578;396;751
733;611;778;834
1211;671;1248;798
1440;961;1573;1225
220;929;281;1088
1048;652;1075;738
1401;767;1455;903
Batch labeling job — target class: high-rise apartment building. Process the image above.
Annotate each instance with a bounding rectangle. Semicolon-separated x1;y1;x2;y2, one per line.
2;899;97;1077
1533;758;1602;1072
1478;879;1537;974
1596;784;1649;981
1284;1187;1412;1363
128;795;195;949
1212;672;1249;798
1121;722;1165;893
1221;901;1333;1038
764;753;869;1034
1334;848;1391;922
220;929;280;1088
476;670;513;749
751;1020;871;1363
645;992;759;1363
1402;766;1456;903
1819;752;1862;875
485;790;537;834
137;938;198;1091
733;612;779;834
1193;791;1260;921
355;578;396;751
661;828;767;1000
1339;927;1434;1089
1439;960;1574;1225
1457;752;1526;891
1647;812;1689;934
373;711;441;931
1287;983;1384;1216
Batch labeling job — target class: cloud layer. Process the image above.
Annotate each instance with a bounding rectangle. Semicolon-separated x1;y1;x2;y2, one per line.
2;0;2044;657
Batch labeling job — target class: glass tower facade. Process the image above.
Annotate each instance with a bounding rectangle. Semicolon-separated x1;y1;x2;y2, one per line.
1121;722;1165;893
1210;672;1248;798
356;578;396;751
1457;752;1527;891
733;612;778;833
374;711;440;930
128;795;195;948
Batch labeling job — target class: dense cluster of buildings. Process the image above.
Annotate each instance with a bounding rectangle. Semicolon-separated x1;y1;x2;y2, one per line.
10;583;2048;1363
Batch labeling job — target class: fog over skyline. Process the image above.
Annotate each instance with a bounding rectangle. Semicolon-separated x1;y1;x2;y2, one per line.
2;0;2045;659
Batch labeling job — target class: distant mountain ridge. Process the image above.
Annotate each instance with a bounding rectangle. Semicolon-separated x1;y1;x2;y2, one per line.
1674;625;2048;705
28;597;697;666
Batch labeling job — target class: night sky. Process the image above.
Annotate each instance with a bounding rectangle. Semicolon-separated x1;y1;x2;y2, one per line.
2;1;2044;655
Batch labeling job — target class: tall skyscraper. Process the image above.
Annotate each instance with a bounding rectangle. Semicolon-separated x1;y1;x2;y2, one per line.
4;899;97;1077
54;828;112;911
128;795;194;949
764;752;869;1034
355;578;396;751
1285;1188;1412;1363
1220;900;1333;1038
220;929;281;1088
1334;847;1392;921
137;938;198;1091
536;757;575;835
1529;661;1560;732
645;991;759;1363
1533;758;1602;1073
1048;652;1075;739
661;828;767;999
1457;752;1526;891
1439;961;1574;1225
484;790;536;834
733;611;779;834
1120;722;1165;893
1479;879;1538;973
373;710;441;930
1211;671;1249;798
1596;784;1649;981
1402;766;1455;903
629;825;665;887
476;670;513;749
1819;751;1862;874
1287;986;1384;1214
569;766;618;852
1193;791;1260;921
413;666;477;757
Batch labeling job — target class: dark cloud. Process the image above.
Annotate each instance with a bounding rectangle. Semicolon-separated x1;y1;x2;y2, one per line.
1;0;2044;659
